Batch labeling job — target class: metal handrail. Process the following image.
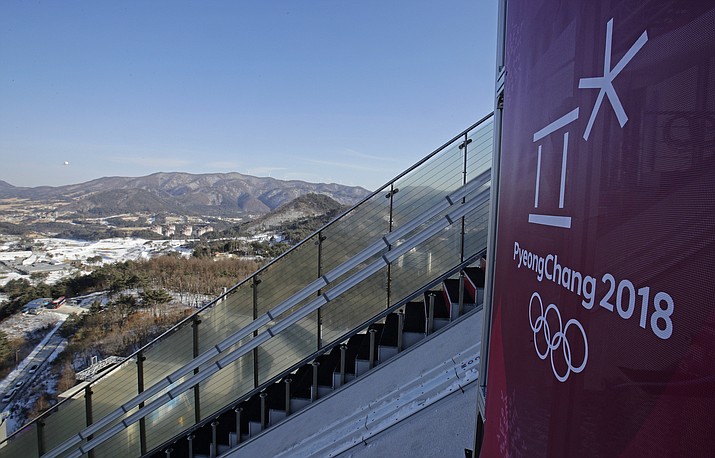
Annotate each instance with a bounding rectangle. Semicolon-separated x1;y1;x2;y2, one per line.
0;113;493;453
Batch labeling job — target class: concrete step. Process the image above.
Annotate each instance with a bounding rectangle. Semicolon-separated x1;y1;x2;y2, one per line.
402;331;424;349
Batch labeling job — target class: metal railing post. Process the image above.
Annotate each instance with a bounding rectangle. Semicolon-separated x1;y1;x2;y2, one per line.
234;407;242;445
459;134;471;184
192;316;202;424
252;277;261;389
368;328;377;369
284;378;292;415
458;271;466;317
339;345;347;386
397;311;404;352
316;232;326;351
260;392;268;429
187;434;195;458
427;293;436;335
37;420;45;456
84;386;94;458
311;361;320;400
386;185;399;309
459;134;472;264
210;421;218;458
137;351;147;455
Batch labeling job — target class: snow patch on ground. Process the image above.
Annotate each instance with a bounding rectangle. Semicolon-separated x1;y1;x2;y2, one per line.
38;237;193;264
0;312;63;341
0;237;196;287
0;272;23;288
46;340;67;369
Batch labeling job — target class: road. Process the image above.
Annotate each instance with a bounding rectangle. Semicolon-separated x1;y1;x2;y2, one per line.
0;318;67;410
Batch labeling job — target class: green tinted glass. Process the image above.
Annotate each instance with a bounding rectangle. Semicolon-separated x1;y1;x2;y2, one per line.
144;388;194;450
465;119;494;182
257;235;319;319
321;267;387;343
42;391;86;454
199;284;253;352
198;345;254;421
321;197;389;278
0;423;38;457
257;312;318;385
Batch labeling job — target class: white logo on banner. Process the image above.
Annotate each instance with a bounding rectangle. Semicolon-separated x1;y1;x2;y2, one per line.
528;292;588;382
529;18;648;229
579;18;649;141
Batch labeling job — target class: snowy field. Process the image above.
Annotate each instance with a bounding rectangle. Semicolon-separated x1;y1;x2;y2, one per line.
35;237;194;264
0;230;286;289
0;311;64;340
0;237;194;287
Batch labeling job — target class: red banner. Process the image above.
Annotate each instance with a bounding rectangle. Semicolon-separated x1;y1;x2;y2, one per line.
482;1;715;456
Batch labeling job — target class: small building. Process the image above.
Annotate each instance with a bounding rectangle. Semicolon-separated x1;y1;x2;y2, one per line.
22;298;52;314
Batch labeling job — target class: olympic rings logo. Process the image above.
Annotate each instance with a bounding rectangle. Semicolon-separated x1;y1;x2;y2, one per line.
529;292;588;382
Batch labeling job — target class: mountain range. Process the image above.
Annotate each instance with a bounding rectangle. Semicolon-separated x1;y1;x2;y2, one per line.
0;172;371;217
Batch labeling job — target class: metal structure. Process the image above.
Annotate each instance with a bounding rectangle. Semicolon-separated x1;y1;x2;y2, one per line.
0;114;494;458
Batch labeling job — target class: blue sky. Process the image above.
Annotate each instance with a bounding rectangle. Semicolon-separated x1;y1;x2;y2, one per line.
1;0;497;191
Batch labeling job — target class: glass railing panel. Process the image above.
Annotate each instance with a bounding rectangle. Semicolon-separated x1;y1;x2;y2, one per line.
196;285;255;420
41;390;86;455
390;220;462;302
257;234;320;319
466;118;494;182
0;424;38;457
463;117;492;260
463;201;490;260
257;311;318;385
89;359;140;456
198;285;254;352
198;346;254;421
93;412;140;457
135;324;195;450
90;359;138;422
321;196;390;277
321;267;388;343
144;388;194;451
391;140;465;234
143;324;194;389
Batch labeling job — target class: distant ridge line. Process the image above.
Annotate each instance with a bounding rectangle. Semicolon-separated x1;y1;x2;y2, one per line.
0;171;371;217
